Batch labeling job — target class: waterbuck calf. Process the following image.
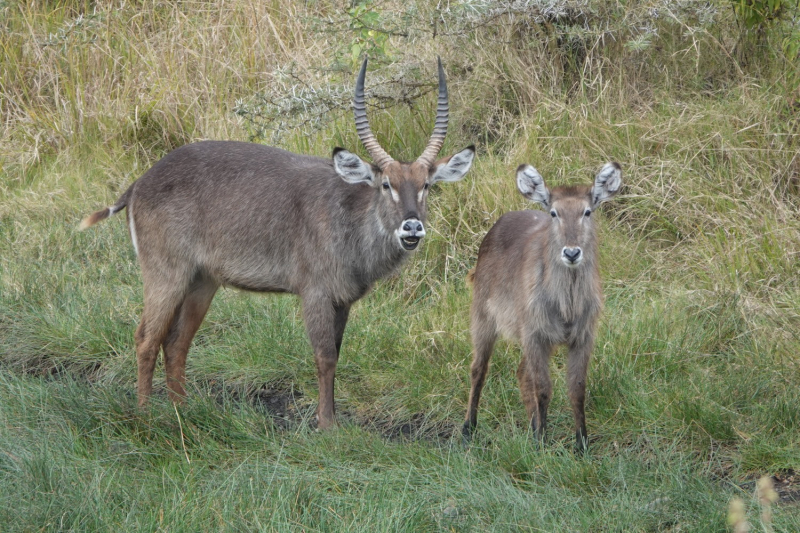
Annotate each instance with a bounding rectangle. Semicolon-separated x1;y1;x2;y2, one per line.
80;58;475;429
462;162;622;452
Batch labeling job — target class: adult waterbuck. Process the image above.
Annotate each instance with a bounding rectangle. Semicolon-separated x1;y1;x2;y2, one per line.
80;58;475;428
462;162;622;452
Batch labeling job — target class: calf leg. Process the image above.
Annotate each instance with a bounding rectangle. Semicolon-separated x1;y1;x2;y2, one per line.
303;294;339;430
162;277;218;403
567;341;592;454
463;306;497;439
519;338;553;443
516;357;536;424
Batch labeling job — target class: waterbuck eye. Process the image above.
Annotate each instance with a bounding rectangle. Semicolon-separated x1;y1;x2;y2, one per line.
382;182;390;191
423;183;430;190
550;210;557;218
584;209;592;217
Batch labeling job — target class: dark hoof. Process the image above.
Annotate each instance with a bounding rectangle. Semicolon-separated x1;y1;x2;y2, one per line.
574;432;589;456
461;421;475;445
531;425;547;448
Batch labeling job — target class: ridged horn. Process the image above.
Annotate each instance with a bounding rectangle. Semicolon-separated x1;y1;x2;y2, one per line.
353;57;394;170
416;57;449;168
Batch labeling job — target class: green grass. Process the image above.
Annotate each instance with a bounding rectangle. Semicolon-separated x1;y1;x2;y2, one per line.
0;372;769;531
2;0;800;530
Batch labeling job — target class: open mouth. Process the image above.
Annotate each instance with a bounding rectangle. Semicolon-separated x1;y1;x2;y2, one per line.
400;237;421;250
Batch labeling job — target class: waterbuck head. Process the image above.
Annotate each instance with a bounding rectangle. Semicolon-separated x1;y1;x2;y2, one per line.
516;162;622;268
332;58;475;251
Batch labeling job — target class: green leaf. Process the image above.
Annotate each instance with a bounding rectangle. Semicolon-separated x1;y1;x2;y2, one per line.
351;42;362;64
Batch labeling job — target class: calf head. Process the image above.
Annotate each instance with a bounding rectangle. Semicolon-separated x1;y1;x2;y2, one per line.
516;162;622;268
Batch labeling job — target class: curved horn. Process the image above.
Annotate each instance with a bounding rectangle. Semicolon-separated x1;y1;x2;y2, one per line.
353;57;394;170
416;57;449;167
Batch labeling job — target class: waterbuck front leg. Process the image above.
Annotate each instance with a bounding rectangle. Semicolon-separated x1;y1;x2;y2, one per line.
162;277;218;402
567;339;593;454
463;306;497;440
333;303;351;356
518;336;554;444
302;293;344;430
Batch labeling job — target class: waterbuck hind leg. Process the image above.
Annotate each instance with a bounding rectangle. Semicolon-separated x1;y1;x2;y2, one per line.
135;280;190;407
463;309;497;440
302;294;340;430
516;357;536;423
567;342;592;454
517;356;549;443
162;278;218;403
519;339;553;444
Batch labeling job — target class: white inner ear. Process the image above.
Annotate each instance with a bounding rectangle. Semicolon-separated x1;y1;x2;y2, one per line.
592;162;622;206
431;147;475;183
516;165;549;207
333;150;375;185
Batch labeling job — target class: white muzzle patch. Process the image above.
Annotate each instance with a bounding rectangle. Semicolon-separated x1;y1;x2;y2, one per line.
396;218;425;251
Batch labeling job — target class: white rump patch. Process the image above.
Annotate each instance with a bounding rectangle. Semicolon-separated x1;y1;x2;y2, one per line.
128;206;139;256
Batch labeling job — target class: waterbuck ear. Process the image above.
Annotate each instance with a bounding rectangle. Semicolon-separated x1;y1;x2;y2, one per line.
333;148;376;185
591;162;622;208
430;145;475;184
516;164;550;207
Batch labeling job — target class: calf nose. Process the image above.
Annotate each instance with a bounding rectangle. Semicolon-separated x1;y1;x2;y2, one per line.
563;247;582;263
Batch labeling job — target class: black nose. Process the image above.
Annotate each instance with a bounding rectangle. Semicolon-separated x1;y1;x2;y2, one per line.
564;247;582;263
402;220;424;234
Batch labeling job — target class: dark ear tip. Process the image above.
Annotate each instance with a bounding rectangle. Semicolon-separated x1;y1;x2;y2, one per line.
611;161;621;170
465;144;476;152
332;147;346;157
516;164;530;173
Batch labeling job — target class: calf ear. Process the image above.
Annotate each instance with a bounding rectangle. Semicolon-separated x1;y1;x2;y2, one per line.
516;164;550;207
333;148;376;185
592;162;622;207
430;145;475;184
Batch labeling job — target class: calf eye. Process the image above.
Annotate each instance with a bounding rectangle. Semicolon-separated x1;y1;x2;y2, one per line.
550;210;557;218
382;182;390;190
584;209;592;217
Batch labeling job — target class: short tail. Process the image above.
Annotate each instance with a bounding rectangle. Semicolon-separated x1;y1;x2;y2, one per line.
79;185;133;230
466;267;476;287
